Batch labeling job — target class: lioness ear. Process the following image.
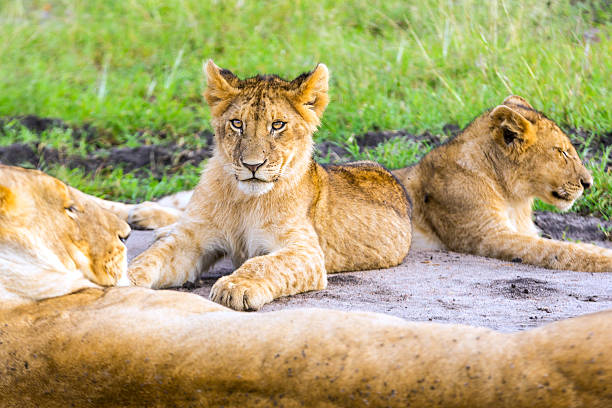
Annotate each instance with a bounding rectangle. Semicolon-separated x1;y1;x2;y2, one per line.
490;105;535;151
288;64;329;123
203;59;239;116
0;185;14;214
503;95;533;110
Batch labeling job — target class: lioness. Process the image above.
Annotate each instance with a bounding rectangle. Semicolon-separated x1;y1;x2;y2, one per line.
120;95;612;273
127;61;413;310
0;165;131;302
1;165;611;407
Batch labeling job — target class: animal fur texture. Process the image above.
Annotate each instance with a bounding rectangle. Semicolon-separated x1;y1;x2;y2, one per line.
394;95;612;272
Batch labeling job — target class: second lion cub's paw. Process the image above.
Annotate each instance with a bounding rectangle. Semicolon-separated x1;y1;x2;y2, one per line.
210;275;274;311
127;202;181;230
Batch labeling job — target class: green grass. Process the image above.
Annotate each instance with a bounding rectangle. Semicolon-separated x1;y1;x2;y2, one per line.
49;164;203;203
346;138;433;169
0;0;611;217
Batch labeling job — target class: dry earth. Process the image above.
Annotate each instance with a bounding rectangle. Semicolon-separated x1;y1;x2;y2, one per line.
127;217;612;332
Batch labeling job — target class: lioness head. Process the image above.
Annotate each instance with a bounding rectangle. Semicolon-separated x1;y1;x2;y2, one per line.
0;166;131;301
489;95;593;211
204;60;329;196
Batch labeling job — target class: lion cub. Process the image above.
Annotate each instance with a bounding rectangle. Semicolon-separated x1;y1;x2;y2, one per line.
128;61;412;310
394;95;612;272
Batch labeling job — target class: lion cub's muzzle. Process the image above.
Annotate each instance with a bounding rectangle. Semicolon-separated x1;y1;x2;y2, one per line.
235;158;280;183
240;159;268;181
233;157;282;195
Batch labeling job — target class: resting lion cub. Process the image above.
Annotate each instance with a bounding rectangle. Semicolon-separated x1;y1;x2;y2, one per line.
394;95;612;272
127;61;412;310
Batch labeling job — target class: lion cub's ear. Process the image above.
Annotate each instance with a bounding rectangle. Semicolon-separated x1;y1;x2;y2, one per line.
288;64;330;123
0;185;15;214
490;105;536;153
203;59;239;116
503;95;534;110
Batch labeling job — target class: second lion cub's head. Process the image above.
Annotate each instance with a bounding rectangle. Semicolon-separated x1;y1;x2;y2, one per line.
204;60;329;196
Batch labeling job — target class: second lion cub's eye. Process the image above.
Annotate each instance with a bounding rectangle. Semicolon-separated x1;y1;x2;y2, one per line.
230;119;243;129
271;121;286;131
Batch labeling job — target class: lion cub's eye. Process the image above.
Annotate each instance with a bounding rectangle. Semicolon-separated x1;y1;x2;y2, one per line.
555;147;570;161
230;119;243;130
271;121;286;131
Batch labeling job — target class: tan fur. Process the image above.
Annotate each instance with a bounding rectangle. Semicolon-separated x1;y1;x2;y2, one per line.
1;165;611;407
127;61;412;310
392;95;612;272
0;165;131;303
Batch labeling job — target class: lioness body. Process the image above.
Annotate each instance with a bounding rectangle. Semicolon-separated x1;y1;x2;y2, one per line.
128;62;411;310
1;288;611;408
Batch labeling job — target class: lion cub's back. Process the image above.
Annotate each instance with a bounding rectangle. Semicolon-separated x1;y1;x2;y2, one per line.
312;161;412;272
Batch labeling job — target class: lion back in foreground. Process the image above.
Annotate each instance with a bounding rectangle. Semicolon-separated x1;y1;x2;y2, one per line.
126;60;412;310
394;95;612;272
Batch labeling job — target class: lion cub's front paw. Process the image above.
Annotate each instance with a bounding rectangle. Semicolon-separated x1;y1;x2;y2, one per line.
127;264;155;288
127;202;180;230
210;275;274;311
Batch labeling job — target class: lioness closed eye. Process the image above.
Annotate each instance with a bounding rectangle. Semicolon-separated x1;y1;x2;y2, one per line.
126;61;412;310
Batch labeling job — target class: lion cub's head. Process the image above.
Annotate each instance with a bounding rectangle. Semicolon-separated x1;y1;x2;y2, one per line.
0;166;131;302
204;60;329;196
488;96;593;210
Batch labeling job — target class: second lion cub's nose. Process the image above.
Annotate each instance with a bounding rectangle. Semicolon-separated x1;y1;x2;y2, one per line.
242;159;266;173
580;177;592;190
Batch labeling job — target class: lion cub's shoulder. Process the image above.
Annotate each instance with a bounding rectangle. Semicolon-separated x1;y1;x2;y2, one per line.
319;161;411;218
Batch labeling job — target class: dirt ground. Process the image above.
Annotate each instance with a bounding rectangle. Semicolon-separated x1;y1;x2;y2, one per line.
127;217;612;332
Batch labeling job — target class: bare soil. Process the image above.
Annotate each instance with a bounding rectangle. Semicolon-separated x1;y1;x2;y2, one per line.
126;228;612;332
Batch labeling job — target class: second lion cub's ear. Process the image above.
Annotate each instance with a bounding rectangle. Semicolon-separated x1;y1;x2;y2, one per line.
203;59;239;116
502;95;534;110
490;105;536;153
288;64;330;123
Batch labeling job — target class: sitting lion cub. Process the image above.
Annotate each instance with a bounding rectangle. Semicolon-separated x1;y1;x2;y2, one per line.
127;61;412;310
394;95;612;272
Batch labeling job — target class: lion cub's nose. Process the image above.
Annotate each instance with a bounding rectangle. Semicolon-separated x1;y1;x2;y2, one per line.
242;160;266;173
580;177;592;190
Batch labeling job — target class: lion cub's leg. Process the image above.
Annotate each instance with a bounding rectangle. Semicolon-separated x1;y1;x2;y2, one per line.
127;202;182;230
210;227;327;311
128;221;223;288
70;187;183;230
481;231;612;272
128;191;192;229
